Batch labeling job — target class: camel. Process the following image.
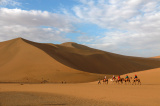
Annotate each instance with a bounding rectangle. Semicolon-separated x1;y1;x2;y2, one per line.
130;77;141;85
110;78;119;84
124;77;131;85
116;78;123;84
103;78;108;84
110;78;123;84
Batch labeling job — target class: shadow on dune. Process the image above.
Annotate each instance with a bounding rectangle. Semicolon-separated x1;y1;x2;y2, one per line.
22;38;160;75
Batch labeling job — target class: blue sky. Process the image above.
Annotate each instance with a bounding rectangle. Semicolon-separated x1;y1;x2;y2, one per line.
18;0;79;12
0;0;160;57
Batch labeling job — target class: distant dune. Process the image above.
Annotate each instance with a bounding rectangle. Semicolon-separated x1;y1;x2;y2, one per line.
152;56;160;58
121;68;160;85
0;38;160;83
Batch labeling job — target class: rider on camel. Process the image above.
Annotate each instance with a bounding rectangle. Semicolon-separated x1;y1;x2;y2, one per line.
118;75;121;81
125;75;129;81
134;74;138;81
112;75;116;80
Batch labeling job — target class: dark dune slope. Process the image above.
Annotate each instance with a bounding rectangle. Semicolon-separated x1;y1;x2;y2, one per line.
0;37;160;83
22;38;160;74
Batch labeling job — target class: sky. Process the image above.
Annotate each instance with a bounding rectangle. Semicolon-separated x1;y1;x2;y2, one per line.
0;0;160;57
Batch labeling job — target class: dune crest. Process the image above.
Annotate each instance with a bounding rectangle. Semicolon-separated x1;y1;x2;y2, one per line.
0;37;160;83
152;56;160;58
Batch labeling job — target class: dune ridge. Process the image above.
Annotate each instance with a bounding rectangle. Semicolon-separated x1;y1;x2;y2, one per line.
152;56;160;58
0;37;160;83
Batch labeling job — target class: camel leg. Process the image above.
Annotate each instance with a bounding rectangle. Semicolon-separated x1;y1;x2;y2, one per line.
129;80;131;85
133;80;136;85
139;80;141;85
132;82;134;85
138;81;140;85
138;80;141;85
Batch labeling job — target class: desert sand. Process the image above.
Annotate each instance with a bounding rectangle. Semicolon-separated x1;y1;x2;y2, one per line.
152;56;160;59
0;38;160;105
0;82;160;106
121;68;160;85
0;38;160;83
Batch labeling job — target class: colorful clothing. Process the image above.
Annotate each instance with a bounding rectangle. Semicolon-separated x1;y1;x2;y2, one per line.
118;76;120;80
134;75;138;80
112;75;115;80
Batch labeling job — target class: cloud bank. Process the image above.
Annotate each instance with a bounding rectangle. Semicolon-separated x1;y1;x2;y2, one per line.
0;0;20;6
73;0;160;57
0;0;160;57
0;8;79;42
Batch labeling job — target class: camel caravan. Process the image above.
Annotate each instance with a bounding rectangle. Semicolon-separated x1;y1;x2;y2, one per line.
98;75;141;85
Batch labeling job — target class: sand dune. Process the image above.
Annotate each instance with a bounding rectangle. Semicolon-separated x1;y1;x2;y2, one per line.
121;68;160;85
0;38;160;105
0;37;160;83
152;56;160;58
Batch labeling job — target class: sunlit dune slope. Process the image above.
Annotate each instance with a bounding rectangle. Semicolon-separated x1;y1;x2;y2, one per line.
0;38;106;83
152;56;160;58
121;68;160;84
0;37;160;83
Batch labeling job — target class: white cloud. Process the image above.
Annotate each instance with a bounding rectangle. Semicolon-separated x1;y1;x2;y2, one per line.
78;35;94;42
0;25;70;42
73;0;160;57
0;0;160;57
0;8;79;43
0;0;20;6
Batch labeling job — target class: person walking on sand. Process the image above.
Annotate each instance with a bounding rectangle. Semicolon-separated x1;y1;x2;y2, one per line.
98;79;101;84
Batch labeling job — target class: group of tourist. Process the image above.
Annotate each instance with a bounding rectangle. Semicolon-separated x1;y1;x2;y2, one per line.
98;74;140;85
112;74;138;81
